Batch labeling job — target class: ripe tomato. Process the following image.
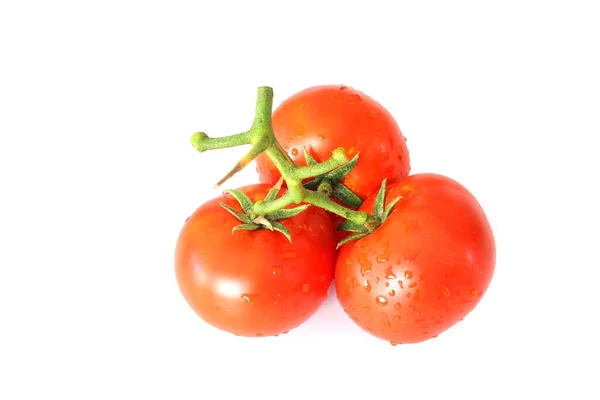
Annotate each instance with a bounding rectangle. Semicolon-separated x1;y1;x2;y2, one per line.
256;85;411;200
175;184;336;337
335;174;496;344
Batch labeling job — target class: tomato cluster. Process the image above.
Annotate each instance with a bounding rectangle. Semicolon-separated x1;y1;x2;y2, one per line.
175;85;495;345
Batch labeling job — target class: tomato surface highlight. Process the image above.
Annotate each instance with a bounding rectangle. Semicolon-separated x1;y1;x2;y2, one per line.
175;184;336;337
335;174;496;344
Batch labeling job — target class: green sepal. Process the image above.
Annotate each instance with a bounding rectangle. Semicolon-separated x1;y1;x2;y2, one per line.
304;148;319;166
252;216;273;230
372;179;387;220
303;178;320;191
338;219;369;233
335;179;402;248
332;183;363;208
267;204;309;221
322;153;359;182
383;196;402;220
225;189;254;214
271;221;292;243
264;177;284;202
264;187;279;202
222;182;303;242
232;223;261;233
301;151;363;208
336;232;368;249
220;202;252;223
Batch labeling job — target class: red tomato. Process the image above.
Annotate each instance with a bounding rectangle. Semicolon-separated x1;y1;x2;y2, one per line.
335;174;496;344
256;85;411;200
175;184;336;337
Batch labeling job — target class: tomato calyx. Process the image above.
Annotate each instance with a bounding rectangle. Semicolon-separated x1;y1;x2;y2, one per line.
302;149;363;209
219;180;308;242
336;179;401;248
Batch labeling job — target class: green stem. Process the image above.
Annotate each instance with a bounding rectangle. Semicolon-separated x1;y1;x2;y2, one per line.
291;148;347;180
254;193;296;215
303;191;371;225
265;143;298;181
251;87;274;131
317;179;333;196
266;142;348;181
190;86;372;228
190;131;251;152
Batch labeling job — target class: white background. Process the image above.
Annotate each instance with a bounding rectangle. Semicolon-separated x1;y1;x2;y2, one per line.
1;1;599;399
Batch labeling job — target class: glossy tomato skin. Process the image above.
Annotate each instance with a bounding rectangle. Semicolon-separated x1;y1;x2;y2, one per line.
175;184;336;337
256;85;410;200
335;174;495;344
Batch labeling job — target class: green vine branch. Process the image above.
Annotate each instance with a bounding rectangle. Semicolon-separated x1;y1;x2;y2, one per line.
190;86;378;234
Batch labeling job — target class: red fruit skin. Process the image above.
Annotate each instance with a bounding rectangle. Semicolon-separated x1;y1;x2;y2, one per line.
175;184;337;337
335;174;496;344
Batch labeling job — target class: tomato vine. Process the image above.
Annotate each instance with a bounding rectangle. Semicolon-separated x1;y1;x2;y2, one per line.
189;86;392;242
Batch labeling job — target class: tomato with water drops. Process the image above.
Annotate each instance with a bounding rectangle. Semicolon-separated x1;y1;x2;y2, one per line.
175;184;336;337
335;174;496;344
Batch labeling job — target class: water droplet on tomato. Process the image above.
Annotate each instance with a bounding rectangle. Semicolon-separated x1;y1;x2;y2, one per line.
390;341;398;346
358;253;372;275
394;303;402;310
291;148;299;156
299;103;305;108
241;294;253;304
397;280;404;289
375;276;380;284
388;289;396;297
470;289;478;297
376;254;387;263
283;330;290;334
384;282;389;287
393;315;401;322
354;94;362;100
375;296;388;306
319;134;325;140
406;292;412;299
363;280;372;292
339;85;348;91
384;267;396;279
408;282;417;288
302;283;310;293
255;333;263;337
441;286;451;297
368;110;377;119
272;266;282;276
404;271;413;279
